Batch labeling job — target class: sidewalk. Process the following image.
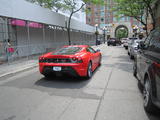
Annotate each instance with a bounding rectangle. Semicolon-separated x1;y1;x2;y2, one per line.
0;44;106;78
0;59;38;78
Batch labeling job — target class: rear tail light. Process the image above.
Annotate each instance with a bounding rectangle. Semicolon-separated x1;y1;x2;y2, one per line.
154;62;160;68
39;57;46;63
71;57;83;63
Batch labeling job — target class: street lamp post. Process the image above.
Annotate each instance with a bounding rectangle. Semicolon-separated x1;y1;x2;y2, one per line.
103;27;106;44
95;24;98;46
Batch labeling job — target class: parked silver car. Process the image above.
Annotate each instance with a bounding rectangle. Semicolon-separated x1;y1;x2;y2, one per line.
129;40;144;59
127;38;138;56
121;38;128;49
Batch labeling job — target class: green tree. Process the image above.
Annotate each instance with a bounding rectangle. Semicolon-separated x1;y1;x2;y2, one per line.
113;0;156;35
116;28;128;39
26;0;63;12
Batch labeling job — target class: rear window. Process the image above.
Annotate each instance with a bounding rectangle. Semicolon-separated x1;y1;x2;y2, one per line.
52;47;82;55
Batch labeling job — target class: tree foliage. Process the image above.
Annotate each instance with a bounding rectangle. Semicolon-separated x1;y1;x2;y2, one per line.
26;0;64;12
113;0;156;35
116;28;128;39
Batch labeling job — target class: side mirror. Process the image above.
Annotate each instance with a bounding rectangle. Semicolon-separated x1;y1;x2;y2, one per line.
139;41;145;49
96;49;100;52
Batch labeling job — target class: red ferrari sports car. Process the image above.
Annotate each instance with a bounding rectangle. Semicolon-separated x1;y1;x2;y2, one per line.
39;45;101;78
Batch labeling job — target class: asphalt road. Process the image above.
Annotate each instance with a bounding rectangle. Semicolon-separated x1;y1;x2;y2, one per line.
0;45;160;120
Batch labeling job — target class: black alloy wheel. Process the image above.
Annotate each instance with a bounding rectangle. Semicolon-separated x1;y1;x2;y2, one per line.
87;62;93;79
44;74;51;78
133;63;137;78
143;77;156;112
130;55;134;59
99;55;102;66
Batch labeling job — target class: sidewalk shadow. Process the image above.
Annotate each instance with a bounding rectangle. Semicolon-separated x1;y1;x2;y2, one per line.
35;75;90;89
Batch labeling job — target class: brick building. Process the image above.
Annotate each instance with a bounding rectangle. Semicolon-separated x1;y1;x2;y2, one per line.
86;0;140;29
153;0;160;28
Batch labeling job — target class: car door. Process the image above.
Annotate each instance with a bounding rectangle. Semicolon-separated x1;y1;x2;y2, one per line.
148;31;160;101
86;47;99;69
137;32;153;81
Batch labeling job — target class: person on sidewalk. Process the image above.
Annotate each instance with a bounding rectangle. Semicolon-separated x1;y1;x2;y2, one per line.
6;39;15;61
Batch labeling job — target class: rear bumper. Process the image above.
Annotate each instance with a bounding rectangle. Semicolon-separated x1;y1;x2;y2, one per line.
108;41;116;45
39;63;88;77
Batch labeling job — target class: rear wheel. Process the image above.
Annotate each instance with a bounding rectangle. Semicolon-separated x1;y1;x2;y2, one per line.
143;77;156;112
86;62;93;79
130;55;134;59
98;55;102;66
133;63;137;78
43;73;53;78
128;52;130;55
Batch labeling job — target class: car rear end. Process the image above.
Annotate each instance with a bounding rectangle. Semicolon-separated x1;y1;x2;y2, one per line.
130;40;140;58
39;46;88;77
123;38;129;49
108;38;116;46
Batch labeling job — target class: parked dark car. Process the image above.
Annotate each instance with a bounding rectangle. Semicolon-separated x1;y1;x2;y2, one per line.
133;28;160;112
107;38;121;46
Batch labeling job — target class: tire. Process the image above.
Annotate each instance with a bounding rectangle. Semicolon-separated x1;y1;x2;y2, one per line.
43;73;52;78
98;55;102;66
143;77;156;112
130;55;134;59
86;62;93;79
133;63;137;78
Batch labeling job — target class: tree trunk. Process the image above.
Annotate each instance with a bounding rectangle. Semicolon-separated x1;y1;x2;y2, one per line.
67;12;73;45
143;0;156;29
66;4;85;45
145;8;149;36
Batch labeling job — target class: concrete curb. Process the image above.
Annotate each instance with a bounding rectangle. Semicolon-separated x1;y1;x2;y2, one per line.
0;64;38;79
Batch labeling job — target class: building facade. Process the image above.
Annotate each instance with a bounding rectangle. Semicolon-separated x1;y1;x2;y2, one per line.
0;0;97;64
86;0;141;37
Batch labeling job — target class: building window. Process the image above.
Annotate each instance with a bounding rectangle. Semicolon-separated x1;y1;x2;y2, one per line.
88;18;91;23
95;19;99;23
95;12;99;16
101;18;104;22
87;13;91;17
94;7;99;12
100;6;105;11
87;7;91;11
100;11;105;17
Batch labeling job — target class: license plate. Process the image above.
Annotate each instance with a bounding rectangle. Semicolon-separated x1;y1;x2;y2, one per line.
53;67;61;71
